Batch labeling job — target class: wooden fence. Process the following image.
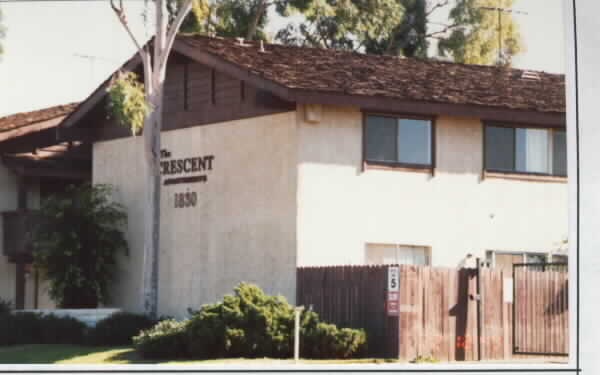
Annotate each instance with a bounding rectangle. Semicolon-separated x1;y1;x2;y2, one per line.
297;264;568;361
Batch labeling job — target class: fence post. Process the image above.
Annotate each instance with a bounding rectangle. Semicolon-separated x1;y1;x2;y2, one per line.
294;306;305;363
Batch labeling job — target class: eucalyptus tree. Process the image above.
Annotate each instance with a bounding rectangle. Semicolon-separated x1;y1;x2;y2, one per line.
276;0;523;65
172;0;313;41
108;0;201;318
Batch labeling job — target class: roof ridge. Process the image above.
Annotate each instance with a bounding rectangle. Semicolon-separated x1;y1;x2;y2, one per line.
176;34;563;78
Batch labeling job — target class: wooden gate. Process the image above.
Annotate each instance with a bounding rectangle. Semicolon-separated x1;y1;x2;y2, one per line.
297;264;569;361
513;263;569;356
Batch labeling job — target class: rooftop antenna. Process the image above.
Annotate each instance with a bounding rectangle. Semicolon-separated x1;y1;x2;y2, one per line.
73;53;119;88
478;5;528;65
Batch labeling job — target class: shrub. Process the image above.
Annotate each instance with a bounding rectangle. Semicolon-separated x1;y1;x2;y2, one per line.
0;312;42;346
300;311;367;359
40;314;87;344
31;183;128;308
133;319;189;359
181;283;366;360
87;312;155;346
0;312;86;346
185;283;295;359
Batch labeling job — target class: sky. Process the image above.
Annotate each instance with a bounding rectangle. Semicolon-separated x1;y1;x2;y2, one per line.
0;0;566;117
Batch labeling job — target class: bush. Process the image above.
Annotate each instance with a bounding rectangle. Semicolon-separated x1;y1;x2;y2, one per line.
300;310;367;359
87;312;155;346
0;312;86;346
31;183;128;308
40;314;87;344
185;283;295;359
133;283;366;360
133;320;189;359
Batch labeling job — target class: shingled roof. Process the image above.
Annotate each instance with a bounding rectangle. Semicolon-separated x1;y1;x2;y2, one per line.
176;35;565;114
0;103;79;134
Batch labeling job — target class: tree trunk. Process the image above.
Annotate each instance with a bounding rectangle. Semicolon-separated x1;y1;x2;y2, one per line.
141;91;163;319
246;0;268;41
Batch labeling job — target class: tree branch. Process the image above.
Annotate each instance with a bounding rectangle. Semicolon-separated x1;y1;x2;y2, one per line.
246;0;269;41
158;0;194;79
426;23;461;38
110;0;145;56
426;0;450;17
110;0;152;94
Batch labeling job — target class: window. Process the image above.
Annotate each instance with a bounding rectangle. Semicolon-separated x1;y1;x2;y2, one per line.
366;243;430;266
364;115;433;167
484;124;567;176
486;250;549;272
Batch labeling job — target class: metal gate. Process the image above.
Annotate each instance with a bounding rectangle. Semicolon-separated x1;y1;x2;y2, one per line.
512;263;569;356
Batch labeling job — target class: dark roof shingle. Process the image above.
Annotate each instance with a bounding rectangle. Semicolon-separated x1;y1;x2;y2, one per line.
177;35;565;114
0;103;79;133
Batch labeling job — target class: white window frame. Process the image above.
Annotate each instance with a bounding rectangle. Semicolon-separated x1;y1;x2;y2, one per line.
365;243;432;266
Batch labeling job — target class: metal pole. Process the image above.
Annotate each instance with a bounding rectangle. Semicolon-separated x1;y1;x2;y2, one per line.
476;257;482;361
294;306;304;363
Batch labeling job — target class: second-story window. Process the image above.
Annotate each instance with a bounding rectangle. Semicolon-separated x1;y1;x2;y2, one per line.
485;124;567;177
364;115;433;167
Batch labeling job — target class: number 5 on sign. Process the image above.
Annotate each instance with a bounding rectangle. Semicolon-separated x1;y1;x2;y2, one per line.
388;266;399;291
387;266;400;316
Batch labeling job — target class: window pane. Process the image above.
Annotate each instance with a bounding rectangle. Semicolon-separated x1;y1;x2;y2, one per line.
516;128;550;174
553;130;567;176
397;119;431;165
365;116;397;162
485;126;515;171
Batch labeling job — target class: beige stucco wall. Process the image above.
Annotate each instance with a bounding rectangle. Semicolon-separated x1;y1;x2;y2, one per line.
93;112;298;318
296;105;568;267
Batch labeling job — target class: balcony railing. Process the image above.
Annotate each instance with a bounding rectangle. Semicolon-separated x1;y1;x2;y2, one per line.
2;210;37;260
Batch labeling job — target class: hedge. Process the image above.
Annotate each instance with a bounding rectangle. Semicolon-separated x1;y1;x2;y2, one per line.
0;309;154;347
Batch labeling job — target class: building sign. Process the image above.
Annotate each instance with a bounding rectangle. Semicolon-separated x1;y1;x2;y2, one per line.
160;148;214;209
387;266;399;316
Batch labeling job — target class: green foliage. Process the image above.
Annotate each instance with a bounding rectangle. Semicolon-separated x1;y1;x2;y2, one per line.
0;312;87;346
411;354;439;363
437;0;523;65
106;71;150;136
277;0;402;51
168;0;210;34
135;283;366;360
133;319;189;359
31;184;128;308
39;315;88;344
300;310;366;359
87;312;156;346
172;0;312;40
276;0;523;65
185;283;295;359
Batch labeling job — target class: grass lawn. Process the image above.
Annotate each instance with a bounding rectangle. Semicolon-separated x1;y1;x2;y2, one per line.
0;345;398;365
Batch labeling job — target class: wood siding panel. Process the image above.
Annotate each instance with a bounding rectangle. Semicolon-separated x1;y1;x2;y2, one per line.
71;58;295;143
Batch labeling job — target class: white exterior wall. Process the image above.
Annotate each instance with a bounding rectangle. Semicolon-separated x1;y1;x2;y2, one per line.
296;105;568;267
93;112;298;318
